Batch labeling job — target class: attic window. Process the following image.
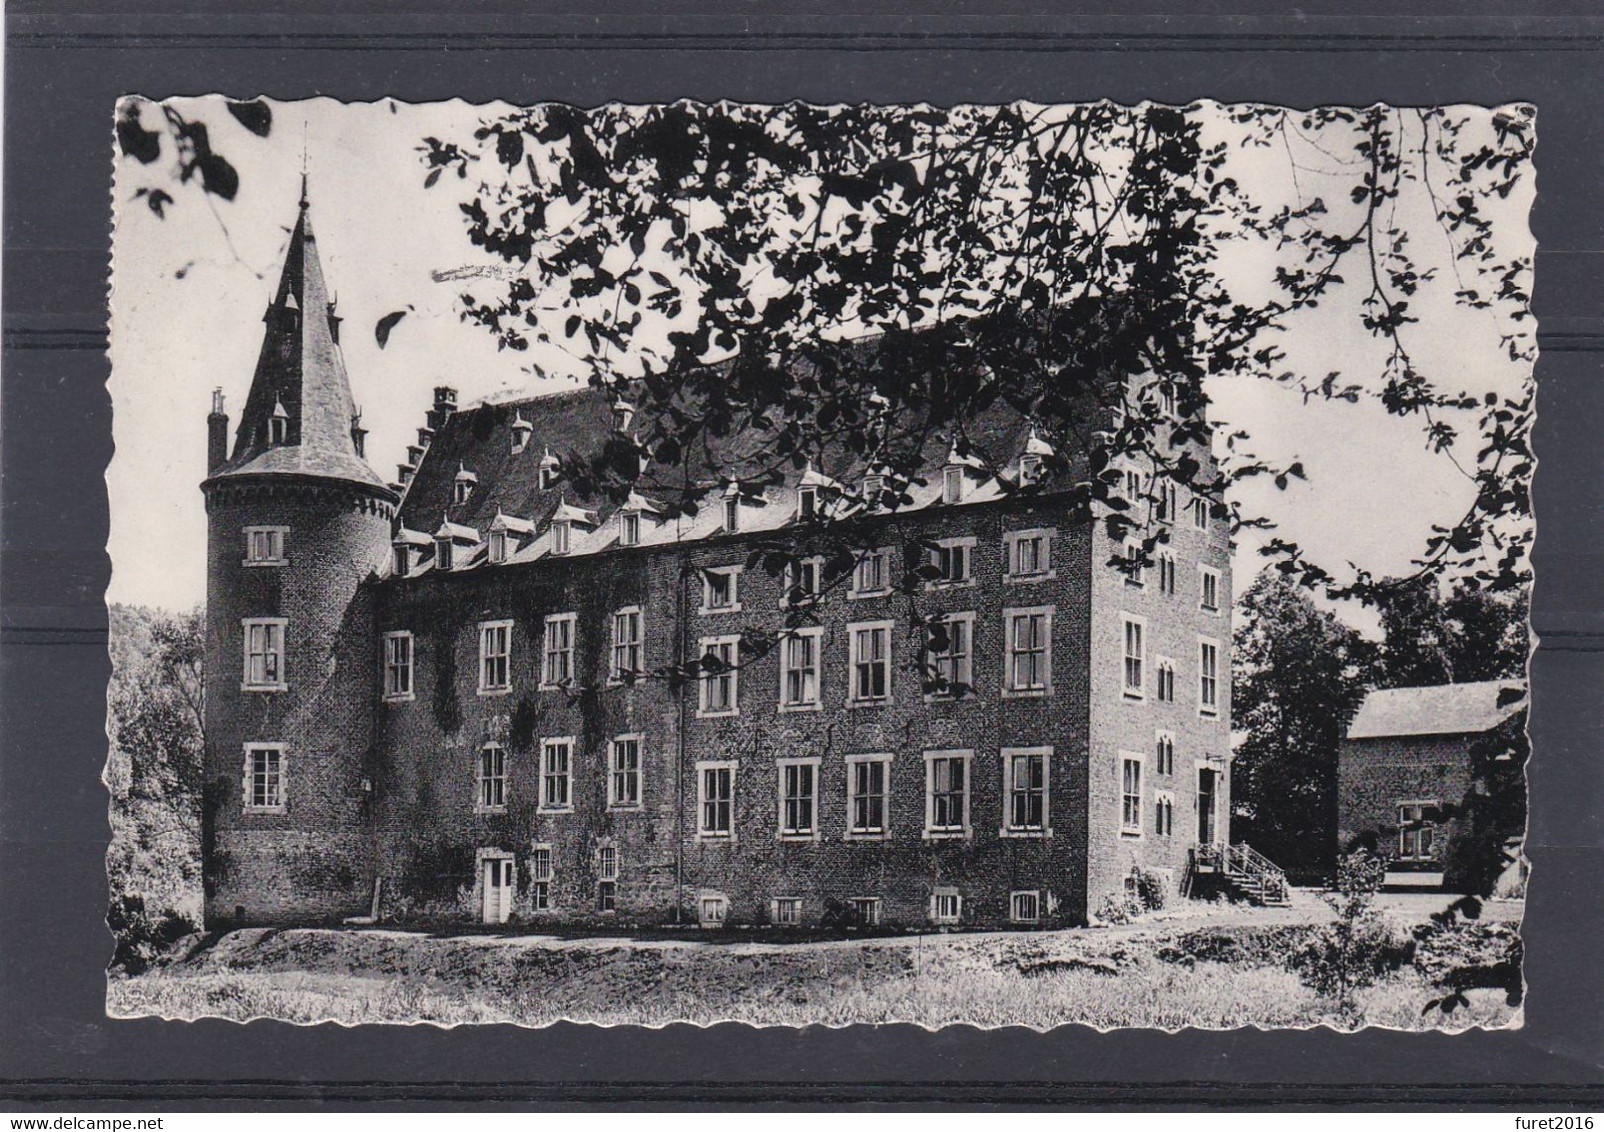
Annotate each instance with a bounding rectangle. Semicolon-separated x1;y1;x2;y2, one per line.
863;474;884;505
538;450;560;490
393;545;410;578
269;401;290;446
1020;453;1044;483
510;416;533;454
723;496;739;534
797;486;817;521
620;511;641;548
613;398;635;432
435;538;454;572
943;465;964;505
552;520;571;555
489;529;508;564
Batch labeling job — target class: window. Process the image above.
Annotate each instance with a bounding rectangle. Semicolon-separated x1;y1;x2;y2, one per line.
243;744;285;813
848;621;892;704
1157;479;1178;524
269;414;288;446
454;479;473;506
1198;637;1220;715
1001;747;1049;835
850;897;882;926
1159;552;1177;596
697;762;736;839
551;520;571;555
597;845;618;912
540;738;573;811
1010;891;1041;924
783;557;822;606
392;545;411;577
852;548;891;597
1004;607;1052;696
488;529;508;564
1155;731;1176;776
609;736;641;809
931;890;963;925
1156;658;1176;703
1192;496;1210;531
383;631;413;701
699;894;728;927
435;538;454;571
477;744;507;812
1121;614;1146;699
1154;791;1176;837
1120;755;1144;836
924;750;971;838
862;473;884;504
926;613;973;700
1123;539;1146;587
701;567;741;613
242;618;287;690
779;628;823;710
243;526;287;566
777;758;819;839
1200;565;1222;613
1398;802;1440;860
797;485;817;520
846;754;891;838
929;538;974;586
541;613;576;688
1005;528;1054;581
539;459;560;491
1123;466;1144;504
478;620;512;694
943;465;964;504
723;495;740;533
698;635;740;716
772;897;803;926
611;606;643;681
619;510;641;547
529;845;553;911
1019;452;1044;483
1156;383;1177;417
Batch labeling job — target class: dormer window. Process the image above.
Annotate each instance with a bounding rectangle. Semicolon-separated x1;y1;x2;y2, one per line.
943;465;964;505
435;538;454;571
863;474;884;505
552;520;571;555
510;414;533;454
798;485;817;521
453;465;478;506
393;545;410;577
489;529;508;564
538;449;560;490
620;511;641;548
269;400;290;446
723;496;740;534
1019;453;1043;483
612;397;635;433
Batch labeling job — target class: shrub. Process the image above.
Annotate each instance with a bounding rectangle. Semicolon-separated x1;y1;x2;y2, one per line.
107;893;197;974
1294;849;1409;1018
1131;867;1168;911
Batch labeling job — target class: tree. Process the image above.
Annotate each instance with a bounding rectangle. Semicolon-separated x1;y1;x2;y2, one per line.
1230;572;1374;876
1377;576;1528;688
415;101;1535;621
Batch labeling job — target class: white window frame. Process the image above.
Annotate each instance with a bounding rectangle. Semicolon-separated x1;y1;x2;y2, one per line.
1121;612;1147;701
927;536;977;589
539;736;575;813
942;464;964;504
1123;538;1146;588
1397;799;1442;860
477;619;513;696
475;742;507;814
597;844;619;913
1001;745;1052;838
241;617;288;692
723;495;740;533
528;843;554;911
1155;656;1177;703
847;619;894;706
242;743;286;814
540;612;577;689
849;547;892;599
850;896;882;926
1003;527;1056;583
697;634;741;718
700;565;743;614
699;892;729;927
1010;890;1041;925
777;626;824;712
844;752;892;841
435;538;455;572
930;888;963;925
382;630;414;702
781;556;824;607
696;760;738;841
923;748;973;840
924;610;975;702
242;525;288;567
776;756;822;842
488;528;509;565
1120;751;1145;837
619;510;641;548
608;734;643;810
1155;729;1176;777
1199;564;1223;615
610;605;643;684
1198;635;1222;717
1002;605;1054;698
772;896;804;926
551;519;571;556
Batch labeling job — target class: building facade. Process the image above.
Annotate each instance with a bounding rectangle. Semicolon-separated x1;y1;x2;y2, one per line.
201;194;1235;930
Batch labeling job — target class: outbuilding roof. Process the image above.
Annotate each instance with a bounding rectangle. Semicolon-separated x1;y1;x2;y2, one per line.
1345;680;1526;741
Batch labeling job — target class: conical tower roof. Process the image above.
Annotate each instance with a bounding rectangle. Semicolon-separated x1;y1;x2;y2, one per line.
208;183;390;492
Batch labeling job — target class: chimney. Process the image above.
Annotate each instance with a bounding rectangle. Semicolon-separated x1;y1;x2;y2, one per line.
207;388;229;474
426;385;458;431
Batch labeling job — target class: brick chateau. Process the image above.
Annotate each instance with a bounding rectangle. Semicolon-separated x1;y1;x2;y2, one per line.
200;191;1235;930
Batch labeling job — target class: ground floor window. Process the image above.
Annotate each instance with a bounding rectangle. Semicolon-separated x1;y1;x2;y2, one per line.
243;744;285;813
529;845;553;911
1120;755;1144;835
1397;801;1441;860
930;889;963;925
597;844;618;912
699;894;728;927
698;762;736;838
1010;890;1041;924
850;897;882;926
772;897;803;926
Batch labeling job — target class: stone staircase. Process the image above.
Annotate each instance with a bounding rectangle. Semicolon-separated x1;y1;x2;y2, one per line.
1188;841;1291;907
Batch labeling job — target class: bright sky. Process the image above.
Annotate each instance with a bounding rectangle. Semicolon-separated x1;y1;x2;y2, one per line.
107;98;1534;634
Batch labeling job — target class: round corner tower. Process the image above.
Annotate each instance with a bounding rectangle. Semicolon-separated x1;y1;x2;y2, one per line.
200;184;397;927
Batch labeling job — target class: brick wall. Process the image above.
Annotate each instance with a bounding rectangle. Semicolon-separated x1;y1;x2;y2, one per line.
1337;733;1472;866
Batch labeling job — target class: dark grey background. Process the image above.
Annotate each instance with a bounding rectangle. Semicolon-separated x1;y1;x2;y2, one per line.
3;1;1601;1106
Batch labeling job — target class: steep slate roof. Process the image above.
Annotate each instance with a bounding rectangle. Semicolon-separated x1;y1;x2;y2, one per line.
209;185;390;492
1346;680;1527;741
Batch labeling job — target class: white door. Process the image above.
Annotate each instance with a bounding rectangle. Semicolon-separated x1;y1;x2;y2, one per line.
482;858;512;924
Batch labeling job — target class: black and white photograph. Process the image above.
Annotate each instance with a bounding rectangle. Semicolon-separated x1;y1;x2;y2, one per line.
104;95;1534;1031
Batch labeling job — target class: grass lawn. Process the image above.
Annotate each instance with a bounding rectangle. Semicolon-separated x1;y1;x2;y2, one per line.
107;894;1522;1031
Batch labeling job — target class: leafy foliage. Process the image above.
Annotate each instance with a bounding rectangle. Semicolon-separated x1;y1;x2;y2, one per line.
1297;850;1407;1018
1376;576;1528;688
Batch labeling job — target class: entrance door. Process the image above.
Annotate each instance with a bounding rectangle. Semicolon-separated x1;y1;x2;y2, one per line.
481;857;513;924
1197;768;1218;845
